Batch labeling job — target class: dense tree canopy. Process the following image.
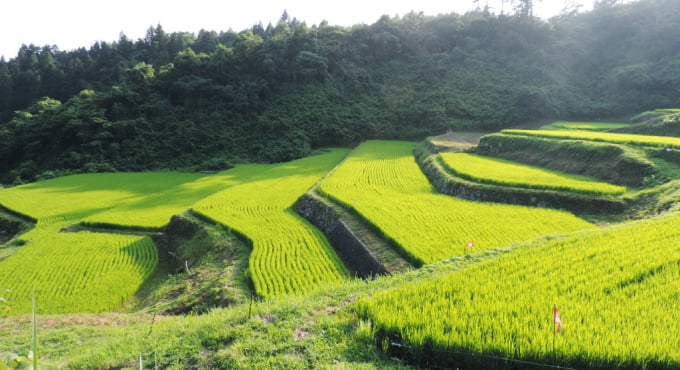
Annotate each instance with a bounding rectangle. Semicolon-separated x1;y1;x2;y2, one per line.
1;0;679;184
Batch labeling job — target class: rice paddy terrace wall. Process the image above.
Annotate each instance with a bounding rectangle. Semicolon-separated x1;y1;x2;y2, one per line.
414;143;627;214
318;140;595;266
294;192;389;278
192;149;351;298
475;132;656;187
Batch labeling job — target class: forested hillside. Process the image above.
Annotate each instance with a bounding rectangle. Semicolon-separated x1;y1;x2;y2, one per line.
1;0;679;184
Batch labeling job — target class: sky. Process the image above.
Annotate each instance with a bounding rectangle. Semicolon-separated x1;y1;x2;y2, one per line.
0;0;593;60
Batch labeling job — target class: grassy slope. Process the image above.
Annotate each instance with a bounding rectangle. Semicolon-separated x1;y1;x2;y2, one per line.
0;250;496;369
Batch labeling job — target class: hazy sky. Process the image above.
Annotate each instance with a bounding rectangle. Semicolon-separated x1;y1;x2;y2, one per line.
1;0;592;60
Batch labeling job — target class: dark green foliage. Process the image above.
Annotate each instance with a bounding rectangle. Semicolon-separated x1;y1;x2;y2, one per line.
2;0;680;182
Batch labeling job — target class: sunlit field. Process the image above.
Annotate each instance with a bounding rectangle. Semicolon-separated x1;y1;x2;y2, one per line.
503;129;680;149
193;149;351;297
540;121;629;131
0;171;243;314
439;152;626;195
359;211;680;369
319;141;595;265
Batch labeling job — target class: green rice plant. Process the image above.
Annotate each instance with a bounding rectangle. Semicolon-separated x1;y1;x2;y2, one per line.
439;153;627;195
503;129;680;149
541;121;630;131
0;223;157;314
318;141;595;266
0;171;246;314
357;211;680;369
193;149;351;298
0;172;241;230
650;108;680;114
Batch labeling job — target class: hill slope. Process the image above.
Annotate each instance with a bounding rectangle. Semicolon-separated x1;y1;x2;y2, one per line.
3;0;680;183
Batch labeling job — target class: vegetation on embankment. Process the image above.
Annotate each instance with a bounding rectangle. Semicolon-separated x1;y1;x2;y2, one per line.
475;133;656;187
123;211;252;315
318;140;594;266
0;210;30;245
414;142;627;215
615;112;680;137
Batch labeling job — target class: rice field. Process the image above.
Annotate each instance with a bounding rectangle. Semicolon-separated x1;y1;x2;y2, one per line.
503;129;680;149
192;149;351;298
540;121;629;131
0;171;245;314
0;172;243;229
318;141;595;265
357;211;680;369
439;152;627;195
0;224;156;314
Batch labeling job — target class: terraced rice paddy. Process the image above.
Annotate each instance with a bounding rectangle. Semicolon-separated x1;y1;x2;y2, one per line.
0;171;246;314
0;224;156;314
540;121;629;131
439;153;627;195
318;141;595;265
358;211;680;369
192;149;350;298
503;129;680;149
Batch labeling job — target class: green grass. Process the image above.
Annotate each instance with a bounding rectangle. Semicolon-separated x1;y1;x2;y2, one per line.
649;108;680;114
358;211;680;369
0;279;409;369
439;152;627;195
193;149;351;298
540;121;630;131
503;129;680;149
318;140;595;265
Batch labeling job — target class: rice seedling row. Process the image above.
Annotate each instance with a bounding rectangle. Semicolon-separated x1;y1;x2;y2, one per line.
192;149;351;298
0;171;244;314
439;152;626;195
318;141;595;266
0;223;157;314
357;212;680;369
503;129;680;149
